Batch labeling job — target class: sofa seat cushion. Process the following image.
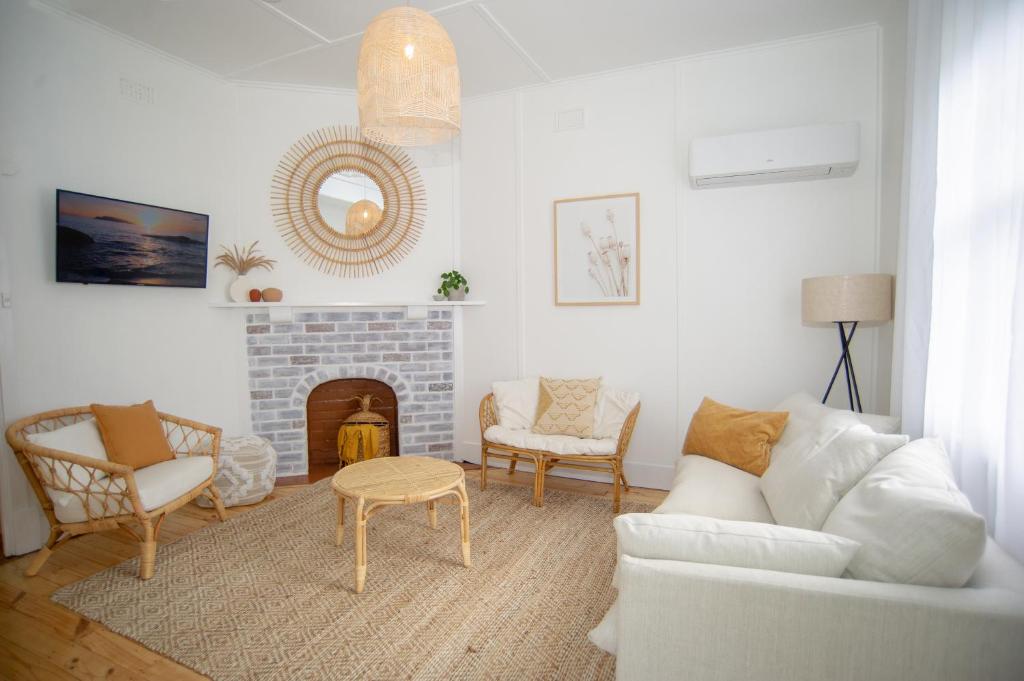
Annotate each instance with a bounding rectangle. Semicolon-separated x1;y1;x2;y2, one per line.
483;425;617;456
967;540;1024;593
654;455;775;523
48;456;214;524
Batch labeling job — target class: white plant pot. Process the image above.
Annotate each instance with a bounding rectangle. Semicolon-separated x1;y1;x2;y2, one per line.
228;274;253;303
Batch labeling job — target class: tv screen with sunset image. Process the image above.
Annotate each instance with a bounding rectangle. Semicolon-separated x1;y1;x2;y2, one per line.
56;189;209;288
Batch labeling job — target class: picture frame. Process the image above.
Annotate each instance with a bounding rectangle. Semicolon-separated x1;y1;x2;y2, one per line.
553;192;640;306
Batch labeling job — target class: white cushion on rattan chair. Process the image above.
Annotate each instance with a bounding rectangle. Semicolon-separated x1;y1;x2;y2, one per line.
27;418;110;488
593;387;640;440
48;456;214;524
135;456;214;510
492;378;540;430
484;425;617;456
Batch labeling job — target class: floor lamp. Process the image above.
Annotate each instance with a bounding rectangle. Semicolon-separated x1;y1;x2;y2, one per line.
801;274;893;412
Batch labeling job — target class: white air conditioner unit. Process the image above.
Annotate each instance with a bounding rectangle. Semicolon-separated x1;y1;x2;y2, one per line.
689;123;859;188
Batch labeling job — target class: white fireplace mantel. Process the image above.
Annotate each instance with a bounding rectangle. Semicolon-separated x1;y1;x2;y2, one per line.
209;300;484;321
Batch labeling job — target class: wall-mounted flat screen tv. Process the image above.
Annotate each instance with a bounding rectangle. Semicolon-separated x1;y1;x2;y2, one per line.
56;189;209;288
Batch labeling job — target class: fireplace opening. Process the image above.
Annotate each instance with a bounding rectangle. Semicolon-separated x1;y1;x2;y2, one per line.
306;379;399;467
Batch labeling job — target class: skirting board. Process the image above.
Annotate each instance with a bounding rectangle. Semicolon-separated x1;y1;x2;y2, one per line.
459;441;673;490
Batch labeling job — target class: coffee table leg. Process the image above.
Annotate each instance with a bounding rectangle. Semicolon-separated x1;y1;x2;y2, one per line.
457;482;471;568
427;500;437;529
354;497;367;593
335;496;345;546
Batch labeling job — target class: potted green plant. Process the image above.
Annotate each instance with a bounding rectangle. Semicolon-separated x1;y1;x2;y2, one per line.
437;270;469;301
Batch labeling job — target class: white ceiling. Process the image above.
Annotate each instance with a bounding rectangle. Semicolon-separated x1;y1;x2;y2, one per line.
45;0;902;97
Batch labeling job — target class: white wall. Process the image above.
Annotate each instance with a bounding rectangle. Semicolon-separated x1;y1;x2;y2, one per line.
0;0;904;555
0;0;237;554
222;83;457;303
0;0;458;554
457;26;899;489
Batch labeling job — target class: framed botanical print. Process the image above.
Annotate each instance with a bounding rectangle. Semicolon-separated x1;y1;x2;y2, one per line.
553;193;640;305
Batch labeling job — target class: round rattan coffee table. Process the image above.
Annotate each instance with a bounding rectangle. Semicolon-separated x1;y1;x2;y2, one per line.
331;456;471;593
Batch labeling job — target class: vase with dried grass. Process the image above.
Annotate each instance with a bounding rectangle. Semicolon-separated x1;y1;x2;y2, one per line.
214;242;277;303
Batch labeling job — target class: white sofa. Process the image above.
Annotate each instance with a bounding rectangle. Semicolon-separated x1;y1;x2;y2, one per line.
596;394;1024;681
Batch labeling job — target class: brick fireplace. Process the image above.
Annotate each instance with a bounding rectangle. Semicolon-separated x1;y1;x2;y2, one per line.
245;308;455;477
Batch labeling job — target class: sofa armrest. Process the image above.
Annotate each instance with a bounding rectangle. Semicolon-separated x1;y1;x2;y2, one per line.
615;555;1024;681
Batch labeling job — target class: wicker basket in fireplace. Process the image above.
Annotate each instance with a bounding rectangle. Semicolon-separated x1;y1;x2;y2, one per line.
337;394;390;467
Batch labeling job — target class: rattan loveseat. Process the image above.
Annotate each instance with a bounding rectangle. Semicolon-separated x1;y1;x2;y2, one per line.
5;406;228;580
479;393;640;512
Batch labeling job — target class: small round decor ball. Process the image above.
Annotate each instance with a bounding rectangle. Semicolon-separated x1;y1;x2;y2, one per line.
248;289;262;302
262;287;283;303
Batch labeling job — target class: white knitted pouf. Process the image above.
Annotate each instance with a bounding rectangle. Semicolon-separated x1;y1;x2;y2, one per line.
196;436;277;508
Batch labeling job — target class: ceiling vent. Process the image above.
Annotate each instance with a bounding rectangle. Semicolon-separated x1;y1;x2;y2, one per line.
689;123;859;188
119;77;154;105
555;107;586;132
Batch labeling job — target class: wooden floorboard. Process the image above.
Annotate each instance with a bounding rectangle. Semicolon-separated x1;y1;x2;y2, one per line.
0;464;665;680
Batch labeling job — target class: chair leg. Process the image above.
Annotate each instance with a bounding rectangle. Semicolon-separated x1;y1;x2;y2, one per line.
457;482;471;568
25;527;60;577
208;484;228;522
620;468;631;493
533;457;546;508
139;519;157;580
612;463;622;514
480;446;488;490
508;456;518;475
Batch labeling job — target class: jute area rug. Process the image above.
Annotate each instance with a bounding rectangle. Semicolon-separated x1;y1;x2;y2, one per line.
53;478;650;680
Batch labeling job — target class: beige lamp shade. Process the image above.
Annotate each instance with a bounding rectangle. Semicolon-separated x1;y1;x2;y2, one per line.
345;199;383;235
357;6;461;147
802;274;893;323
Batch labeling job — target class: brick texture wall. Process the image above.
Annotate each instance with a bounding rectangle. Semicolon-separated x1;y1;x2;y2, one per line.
245;308;455;477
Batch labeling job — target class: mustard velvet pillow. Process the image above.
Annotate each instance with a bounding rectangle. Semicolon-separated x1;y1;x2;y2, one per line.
532;377;602;438
91;400;175;469
683;397;789;476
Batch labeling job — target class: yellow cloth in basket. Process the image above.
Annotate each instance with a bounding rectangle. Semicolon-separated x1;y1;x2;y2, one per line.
338;424;380;465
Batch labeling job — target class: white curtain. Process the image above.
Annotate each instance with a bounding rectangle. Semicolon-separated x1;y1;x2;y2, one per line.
898;0;1024;561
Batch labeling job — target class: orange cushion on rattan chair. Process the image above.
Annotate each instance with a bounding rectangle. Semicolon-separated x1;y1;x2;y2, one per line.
91;400;174;469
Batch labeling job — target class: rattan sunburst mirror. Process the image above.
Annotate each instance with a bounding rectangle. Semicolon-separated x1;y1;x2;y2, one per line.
271;125;425;277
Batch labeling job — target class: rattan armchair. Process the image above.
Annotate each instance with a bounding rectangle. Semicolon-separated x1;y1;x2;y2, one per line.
478;394;640;512
5;406;228;580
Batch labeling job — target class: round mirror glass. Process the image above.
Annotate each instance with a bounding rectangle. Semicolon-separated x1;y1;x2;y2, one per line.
317;170;385;235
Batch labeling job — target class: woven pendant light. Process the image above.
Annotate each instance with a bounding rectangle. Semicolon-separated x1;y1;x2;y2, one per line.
345;199;383;235
357;6;461;146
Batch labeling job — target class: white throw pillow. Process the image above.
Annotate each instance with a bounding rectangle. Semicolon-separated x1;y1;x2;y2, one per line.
491;378;539;430
592;387;640;440
761;424;908;530
821;438;986;587
614;512;860;577
769;398;862;475
26;418;110;489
